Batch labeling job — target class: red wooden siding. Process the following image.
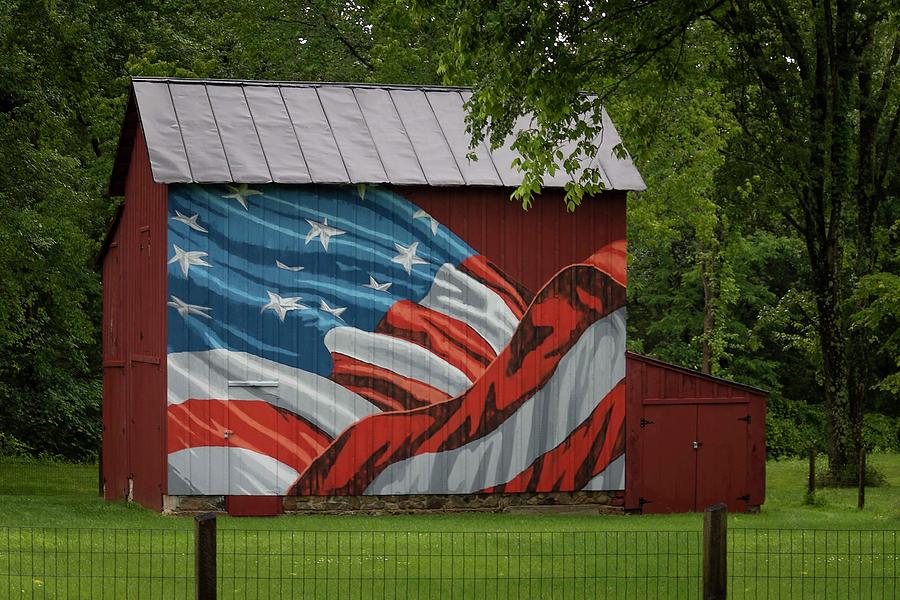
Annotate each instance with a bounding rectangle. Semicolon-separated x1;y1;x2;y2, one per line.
101;126;168;510
402;188;627;294
625;352;766;513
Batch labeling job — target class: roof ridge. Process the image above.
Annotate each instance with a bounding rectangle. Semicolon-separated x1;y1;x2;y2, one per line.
130;77;475;93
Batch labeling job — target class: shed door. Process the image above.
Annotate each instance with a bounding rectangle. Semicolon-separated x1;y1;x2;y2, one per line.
639;400;752;513
696;403;750;512
640;403;697;513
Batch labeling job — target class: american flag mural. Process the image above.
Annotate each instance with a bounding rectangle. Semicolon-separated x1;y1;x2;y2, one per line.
166;184;626;496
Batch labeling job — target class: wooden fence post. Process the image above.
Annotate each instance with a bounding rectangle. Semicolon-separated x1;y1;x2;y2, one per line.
195;512;217;600
703;503;728;600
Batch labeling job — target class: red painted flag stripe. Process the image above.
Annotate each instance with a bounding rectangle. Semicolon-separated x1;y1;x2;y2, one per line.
291;262;626;495
375;300;496;381
168;399;332;474
459;255;533;318
329;353;452;411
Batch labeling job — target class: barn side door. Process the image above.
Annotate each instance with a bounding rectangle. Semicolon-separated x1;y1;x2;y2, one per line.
639;402;698;513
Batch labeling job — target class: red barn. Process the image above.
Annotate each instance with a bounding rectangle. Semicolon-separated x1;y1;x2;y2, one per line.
100;78;765;516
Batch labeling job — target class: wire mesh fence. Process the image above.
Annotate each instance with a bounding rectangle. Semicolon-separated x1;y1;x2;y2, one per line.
0;526;193;599
729;528;899;599
216;529;702;599
0;524;897;599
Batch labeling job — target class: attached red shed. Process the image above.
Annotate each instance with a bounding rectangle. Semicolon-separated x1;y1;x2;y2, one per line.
625;353;766;513
100;77;765;515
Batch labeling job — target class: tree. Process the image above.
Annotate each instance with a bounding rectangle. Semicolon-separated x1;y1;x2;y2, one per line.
0;0;443;460
434;0;899;481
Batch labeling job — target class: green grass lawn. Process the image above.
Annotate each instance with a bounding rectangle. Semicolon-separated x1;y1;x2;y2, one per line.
0;454;897;598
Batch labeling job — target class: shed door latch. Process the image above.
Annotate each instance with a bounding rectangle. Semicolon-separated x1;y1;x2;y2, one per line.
223;429;234;440
692;441;703;449
738;414;752;423
640;418;655;428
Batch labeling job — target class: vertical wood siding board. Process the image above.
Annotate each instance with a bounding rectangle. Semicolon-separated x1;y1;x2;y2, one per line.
240;86;276;183
389;90;466;186
316;86;388;183
355;87;428;185
132;81;193;182
276;87;314;183
279;87;349;183
202;84;235;182
167;83;231;182
425;91;503;186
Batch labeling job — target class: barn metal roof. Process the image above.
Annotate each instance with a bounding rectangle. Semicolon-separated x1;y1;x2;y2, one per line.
109;78;645;196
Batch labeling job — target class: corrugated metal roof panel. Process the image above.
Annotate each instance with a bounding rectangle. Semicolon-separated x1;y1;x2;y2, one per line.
490;113;534;188
593;109;646;191
353;88;427;185
280;86;349;183
205;84;271;183
118;78;645;192
390;89;466;186
131;80;192;182
317;86;389;183
168;83;232;182
425;91;503;186
242;86;311;184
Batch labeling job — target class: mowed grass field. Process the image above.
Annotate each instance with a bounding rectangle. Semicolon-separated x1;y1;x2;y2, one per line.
0;455;898;598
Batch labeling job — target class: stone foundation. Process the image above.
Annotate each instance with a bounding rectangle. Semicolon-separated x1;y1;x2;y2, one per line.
163;491;625;516
162;494;225;514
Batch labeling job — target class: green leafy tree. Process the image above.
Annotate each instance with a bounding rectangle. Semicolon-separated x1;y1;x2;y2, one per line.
433;0;900;480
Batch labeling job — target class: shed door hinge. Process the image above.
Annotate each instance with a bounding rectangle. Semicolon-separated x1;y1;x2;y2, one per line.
737;494;751;502
640;418;655;428
738;414;752;423
639;497;653;507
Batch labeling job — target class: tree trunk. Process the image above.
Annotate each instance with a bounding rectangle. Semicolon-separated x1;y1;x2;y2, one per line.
701;258;714;376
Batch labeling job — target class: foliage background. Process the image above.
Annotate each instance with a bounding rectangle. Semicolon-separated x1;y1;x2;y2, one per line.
0;0;896;462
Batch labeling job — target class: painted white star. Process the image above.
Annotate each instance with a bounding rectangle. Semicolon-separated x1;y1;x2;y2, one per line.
362;275;392;292
166;295;212;320
319;299;347;321
304;218;346;251
391;241;428;275
413;209;440;236
275;260;304;272
223;184;262;210
260;291;307;322
171;210;208;233
167;244;211;278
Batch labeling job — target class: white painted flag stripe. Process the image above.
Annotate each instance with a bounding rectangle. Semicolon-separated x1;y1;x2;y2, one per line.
168;446;299;495
582;454;625;491
364;308;627;494
324;326;473;397
418;263;519;354
167;349;380;437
